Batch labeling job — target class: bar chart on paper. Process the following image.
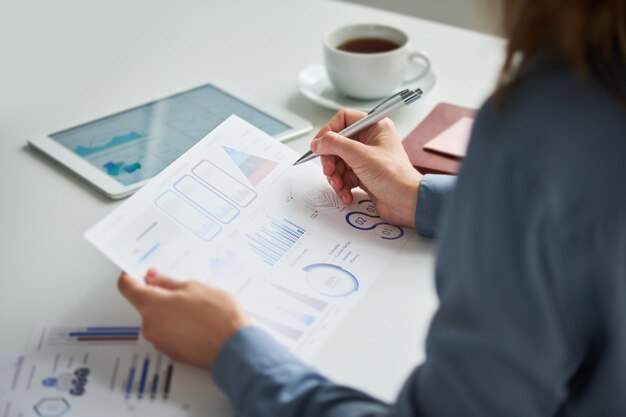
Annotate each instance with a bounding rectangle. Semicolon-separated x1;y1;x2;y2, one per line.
123;353;174;401
246;217;306;265
240;281;329;345
2;321;232;416
39;326;141;348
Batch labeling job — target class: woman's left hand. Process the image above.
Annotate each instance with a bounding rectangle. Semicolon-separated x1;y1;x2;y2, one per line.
118;269;251;368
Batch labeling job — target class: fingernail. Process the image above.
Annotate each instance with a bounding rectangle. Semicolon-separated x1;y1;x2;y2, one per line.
329;178;335;187
146;268;158;279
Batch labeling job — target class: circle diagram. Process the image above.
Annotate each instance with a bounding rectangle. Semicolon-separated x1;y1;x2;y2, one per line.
345;211;404;240
303;263;359;297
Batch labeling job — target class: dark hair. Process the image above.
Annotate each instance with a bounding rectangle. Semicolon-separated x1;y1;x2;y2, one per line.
498;0;626;100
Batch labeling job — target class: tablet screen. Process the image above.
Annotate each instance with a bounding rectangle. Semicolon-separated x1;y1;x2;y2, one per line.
49;84;291;186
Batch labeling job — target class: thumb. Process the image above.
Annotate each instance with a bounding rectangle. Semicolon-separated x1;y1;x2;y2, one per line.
144;268;186;291
118;272;149;307
312;131;369;167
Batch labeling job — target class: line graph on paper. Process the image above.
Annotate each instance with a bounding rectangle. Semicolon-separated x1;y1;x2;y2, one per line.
286;171;345;219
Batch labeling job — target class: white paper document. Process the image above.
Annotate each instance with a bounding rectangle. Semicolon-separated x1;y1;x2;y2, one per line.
85;116;410;357
0;324;230;417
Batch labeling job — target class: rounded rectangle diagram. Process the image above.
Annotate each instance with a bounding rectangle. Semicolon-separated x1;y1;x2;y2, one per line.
155;191;221;241
192;160;257;207
174;175;240;224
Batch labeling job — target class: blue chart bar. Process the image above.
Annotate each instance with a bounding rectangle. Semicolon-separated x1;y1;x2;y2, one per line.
163;364;174;399
282;308;316;326
46;326;141;347
68;332;139;337
61;327;141;344
138;356;150;399
11;356;24;391
150;354;163;399
125;354;138;399
136;243;160;265
150;374;160;400
69;327;140;337
247;217;305;265
86;327;140;332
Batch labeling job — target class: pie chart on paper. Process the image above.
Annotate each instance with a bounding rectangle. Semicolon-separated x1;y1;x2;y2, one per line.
303;263;359;297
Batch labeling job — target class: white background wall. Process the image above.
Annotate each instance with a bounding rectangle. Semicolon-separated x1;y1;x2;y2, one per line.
336;0;502;35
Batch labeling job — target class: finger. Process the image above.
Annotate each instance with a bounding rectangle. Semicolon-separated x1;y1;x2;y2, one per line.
328;175;342;192
329;159;347;191
118;272;151;308
320;155;336;177
337;172;360;205
343;170;360;191
145;268;186;291
313;109;368;140
339;189;354;205
312;131;369;168
335;158;346;178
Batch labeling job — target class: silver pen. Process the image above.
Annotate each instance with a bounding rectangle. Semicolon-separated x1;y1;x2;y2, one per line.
292;87;423;166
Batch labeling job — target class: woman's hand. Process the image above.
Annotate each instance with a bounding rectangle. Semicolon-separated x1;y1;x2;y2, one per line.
118;269;250;369
310;109;422;227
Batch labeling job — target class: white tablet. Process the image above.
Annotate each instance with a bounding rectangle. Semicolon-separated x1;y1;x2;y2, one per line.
28;81;312;199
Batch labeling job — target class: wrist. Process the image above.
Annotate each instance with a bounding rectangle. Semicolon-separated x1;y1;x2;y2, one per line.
400;170;422;228
217;310;251;352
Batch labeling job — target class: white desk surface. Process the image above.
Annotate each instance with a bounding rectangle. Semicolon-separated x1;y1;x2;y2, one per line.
0;0;504;404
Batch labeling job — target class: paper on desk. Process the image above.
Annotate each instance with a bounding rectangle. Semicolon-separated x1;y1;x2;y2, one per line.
0;323;230;417
85;115;410;358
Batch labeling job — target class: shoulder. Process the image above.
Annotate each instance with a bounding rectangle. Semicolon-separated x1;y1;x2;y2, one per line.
465;58;626;221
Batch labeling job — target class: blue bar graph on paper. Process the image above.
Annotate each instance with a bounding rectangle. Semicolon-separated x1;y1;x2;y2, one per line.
246;217;305;265
281;308;316;325
150;374;160;399
136;242;160;264
86;327;140;332
125;362;136;399
138;357;150;398
284;219;305;234
69;326;140;337
150;353;163;399
45;326;141;347
163;364;174;399
68;331;140;337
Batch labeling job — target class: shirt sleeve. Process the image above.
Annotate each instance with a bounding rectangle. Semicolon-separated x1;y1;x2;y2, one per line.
212;326;392;417
414;174;456;238
209;175;461;417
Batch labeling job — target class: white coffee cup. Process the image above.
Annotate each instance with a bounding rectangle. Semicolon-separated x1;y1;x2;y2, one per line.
323;23;430;100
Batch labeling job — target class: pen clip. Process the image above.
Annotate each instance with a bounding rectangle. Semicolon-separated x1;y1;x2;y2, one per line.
367;89;408;115
400;88;423;105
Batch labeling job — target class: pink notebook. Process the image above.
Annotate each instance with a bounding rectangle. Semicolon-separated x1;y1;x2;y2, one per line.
402;103;476;175
423;117;474;158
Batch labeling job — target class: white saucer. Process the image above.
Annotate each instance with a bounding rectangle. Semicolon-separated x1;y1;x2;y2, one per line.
297;63;437;111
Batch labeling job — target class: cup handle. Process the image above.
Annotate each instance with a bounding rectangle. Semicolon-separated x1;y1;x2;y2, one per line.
403;51;431;83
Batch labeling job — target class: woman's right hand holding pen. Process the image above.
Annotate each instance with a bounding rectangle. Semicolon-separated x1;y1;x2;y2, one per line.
310;108;422;228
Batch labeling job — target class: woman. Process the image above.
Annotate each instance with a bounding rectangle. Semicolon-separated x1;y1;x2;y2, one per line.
118;0;626;415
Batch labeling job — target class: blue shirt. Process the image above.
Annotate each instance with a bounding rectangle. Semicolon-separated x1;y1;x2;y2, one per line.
212;55;626;416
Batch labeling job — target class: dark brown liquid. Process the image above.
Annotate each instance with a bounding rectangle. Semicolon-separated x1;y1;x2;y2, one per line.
336;37;400;53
